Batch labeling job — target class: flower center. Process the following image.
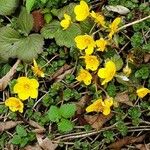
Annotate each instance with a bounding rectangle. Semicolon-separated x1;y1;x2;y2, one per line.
24;84;30;90
85;38;91;45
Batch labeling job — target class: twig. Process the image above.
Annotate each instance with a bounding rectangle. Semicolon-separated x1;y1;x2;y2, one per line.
54;124;116;141
33;91;49;108
118;15;150;31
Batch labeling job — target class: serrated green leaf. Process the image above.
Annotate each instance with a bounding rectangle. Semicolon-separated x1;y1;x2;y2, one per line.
58;119;74;132
16;125;27;137
135;66;149;79
57;3;76;21
26;0;36;14
16;34;44;62
47;106;61;122
41;20;60;39
11;135;21;145
0;0;19;16
111;54;123;71
0;27;44;62
55;23;81;47
60;103;76;119
17;7;33;34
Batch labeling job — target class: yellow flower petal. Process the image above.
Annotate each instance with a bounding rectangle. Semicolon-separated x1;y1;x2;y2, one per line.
90;11;105;27
18;91;30;100
75;35;95;54
32;60;45;78
74;1;90;21
13;77;39;100
137;87;150;98
30;89;38;99
103;107;111;116
81;55;100;71
76;69;92;85
96;38;108;52
60;13;71;30
98;61;116;85
108;17;121;39
30;79;39;88
5;97;24;113
86;99;103;113
104;97;113;107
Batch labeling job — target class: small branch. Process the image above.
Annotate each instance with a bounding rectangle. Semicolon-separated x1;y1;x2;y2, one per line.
118;15;150;31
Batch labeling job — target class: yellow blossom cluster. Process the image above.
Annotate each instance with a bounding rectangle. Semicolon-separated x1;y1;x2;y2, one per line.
5;77;39;113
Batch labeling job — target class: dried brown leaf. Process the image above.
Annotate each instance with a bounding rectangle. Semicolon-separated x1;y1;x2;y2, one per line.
84;113;113;130
36;134;58;150
0;59;20;91
56;68;74;82
136;143;150;150
32;10;45;32
109;134;146;150
115;91;133;106
144;53;150;63
50;64;71;81
0;121;23;132
76;94;90;114
23;144;42;150
29;120;46;134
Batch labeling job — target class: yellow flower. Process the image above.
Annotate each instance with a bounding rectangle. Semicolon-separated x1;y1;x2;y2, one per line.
76;69;92;85
136;87;150;98
32;59;45;78
123;65;132;76
80;55;100;71
108;17;121;39
74;0;90;21
96;38;108;52
90;11;105;27
98;60;116;85
14;77;39;100
75;35;95;54
5;97;24;113
60;13;71;30
86;97;113;116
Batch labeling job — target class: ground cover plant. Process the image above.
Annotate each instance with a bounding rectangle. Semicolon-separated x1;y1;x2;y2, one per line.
0;0;150;149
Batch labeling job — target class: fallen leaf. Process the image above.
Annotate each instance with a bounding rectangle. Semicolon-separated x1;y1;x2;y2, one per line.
23;144;42;150
136;143;150;150
0;121;23;132
109;134;146;150
0;59;20;91
29;120;46;134
76;94;90;114
115;91;133;106
32;10;45;32
36;134;58;150
106;5;130;15
56;68;74;82
84;113;113;130
50;64;71;81
144;53;150;63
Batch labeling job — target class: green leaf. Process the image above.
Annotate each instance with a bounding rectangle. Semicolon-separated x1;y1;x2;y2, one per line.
26;0;36;13
135;66;149;79
20;137;29;148
17;7;33;34
57;3;76;21
41;20;60;39
0;27;44;62
55;23;81;47
60;103;76;119
0;0;19;16
131;32;144;47
47;106;61;122
58;119;74;132
111;54;123;71
11;135;21;145
80;19;94;33
15;34;44;62
16;125;27;137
